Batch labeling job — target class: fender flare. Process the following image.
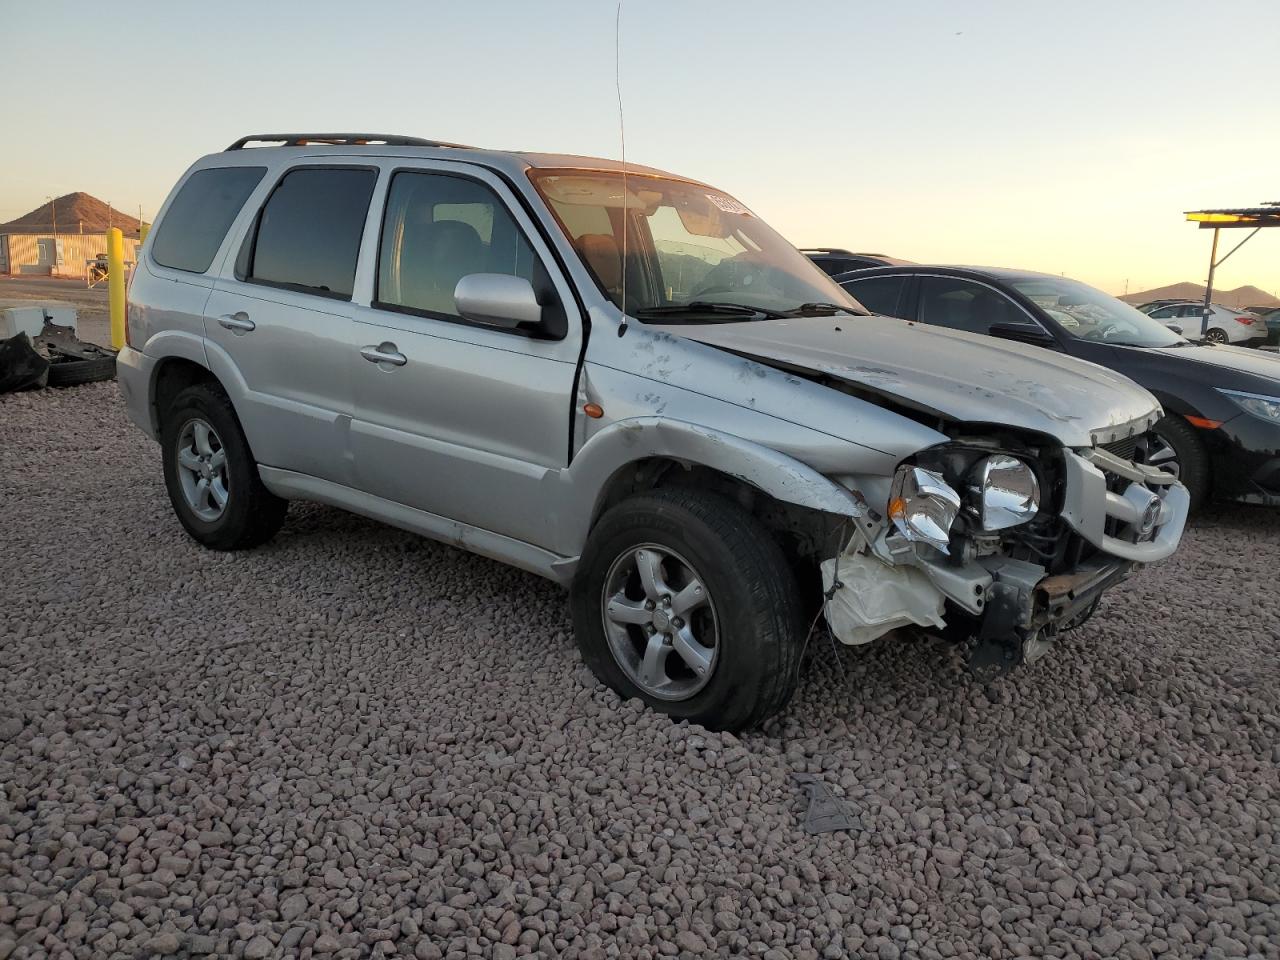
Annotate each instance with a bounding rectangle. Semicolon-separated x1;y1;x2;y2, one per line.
547;417;868;557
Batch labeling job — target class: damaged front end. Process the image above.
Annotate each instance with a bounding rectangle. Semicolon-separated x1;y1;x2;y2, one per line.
821;428;1189;678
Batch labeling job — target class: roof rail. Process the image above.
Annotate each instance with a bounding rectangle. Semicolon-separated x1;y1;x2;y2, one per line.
225;133;471;151
799;248;855;256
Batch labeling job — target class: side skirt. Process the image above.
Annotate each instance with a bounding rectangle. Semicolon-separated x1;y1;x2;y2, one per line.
257;465;577;586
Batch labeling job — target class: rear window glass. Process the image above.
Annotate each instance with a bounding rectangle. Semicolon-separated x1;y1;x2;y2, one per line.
151;167;266;274
248;167;377;299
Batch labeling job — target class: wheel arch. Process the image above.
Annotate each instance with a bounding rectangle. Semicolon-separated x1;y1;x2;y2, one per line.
551;418;872;570
150;356;222;436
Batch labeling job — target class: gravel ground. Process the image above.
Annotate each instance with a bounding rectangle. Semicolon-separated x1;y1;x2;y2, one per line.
1;383;1277;960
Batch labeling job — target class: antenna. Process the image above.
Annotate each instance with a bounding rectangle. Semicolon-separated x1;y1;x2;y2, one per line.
615;0;629;337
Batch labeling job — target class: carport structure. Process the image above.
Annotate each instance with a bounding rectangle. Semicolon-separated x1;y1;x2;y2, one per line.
1184;202;1280;335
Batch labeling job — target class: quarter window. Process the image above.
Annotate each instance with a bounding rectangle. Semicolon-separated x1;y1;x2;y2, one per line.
151;166;266;274
375;171;564;337
841;275;907;317
247;167;377;299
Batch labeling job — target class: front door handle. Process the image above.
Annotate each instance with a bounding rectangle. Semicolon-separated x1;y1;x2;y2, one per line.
217;313;255;333
360;343;407;366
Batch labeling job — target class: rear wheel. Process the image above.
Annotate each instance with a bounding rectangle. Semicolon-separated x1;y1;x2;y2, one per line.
1150;414;1209;511
160;383;287;550
571;488;804;731
1204;327;1228;344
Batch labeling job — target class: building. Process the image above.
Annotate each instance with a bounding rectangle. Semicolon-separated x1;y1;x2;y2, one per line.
0;193;146;280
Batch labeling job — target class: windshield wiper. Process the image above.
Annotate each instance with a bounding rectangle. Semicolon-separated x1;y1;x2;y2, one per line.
634;301;790;321
786;301;867;317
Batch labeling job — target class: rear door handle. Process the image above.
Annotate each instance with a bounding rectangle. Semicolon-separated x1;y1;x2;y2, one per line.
360;343;407;366
217;313;255;333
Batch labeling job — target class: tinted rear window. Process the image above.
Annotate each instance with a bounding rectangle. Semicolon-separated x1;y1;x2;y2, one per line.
151;167;266;274
248;167;377;299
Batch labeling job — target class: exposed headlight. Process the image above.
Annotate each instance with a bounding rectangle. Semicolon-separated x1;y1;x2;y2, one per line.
1218;388;1280;424
974;454;1040;530
888;465;961;554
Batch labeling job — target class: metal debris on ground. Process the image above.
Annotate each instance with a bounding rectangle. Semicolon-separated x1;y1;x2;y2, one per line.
792;773;862;835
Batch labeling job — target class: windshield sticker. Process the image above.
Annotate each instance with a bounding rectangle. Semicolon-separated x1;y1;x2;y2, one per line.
707;193;752;216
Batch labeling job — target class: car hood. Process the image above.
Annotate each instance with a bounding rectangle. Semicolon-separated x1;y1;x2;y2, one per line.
655;315;1161;448
1144;342;1280;386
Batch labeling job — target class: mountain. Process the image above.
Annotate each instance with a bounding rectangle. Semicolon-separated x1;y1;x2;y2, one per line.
0;193;146;237
1120;282;1280;309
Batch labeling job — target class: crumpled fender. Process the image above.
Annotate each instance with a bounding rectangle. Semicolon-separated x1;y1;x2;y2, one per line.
547;416;867;558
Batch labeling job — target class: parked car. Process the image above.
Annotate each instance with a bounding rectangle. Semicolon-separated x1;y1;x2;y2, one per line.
1247;305;1280;345
837;265;1280;509
802;248;910;276
118;133;1187;729
1138;300;1265;346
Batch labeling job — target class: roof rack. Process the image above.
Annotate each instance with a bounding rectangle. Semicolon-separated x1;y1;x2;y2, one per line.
225;133;471;151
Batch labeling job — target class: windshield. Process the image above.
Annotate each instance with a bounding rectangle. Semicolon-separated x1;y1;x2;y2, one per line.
1008;277;1185;348
529;169;863;318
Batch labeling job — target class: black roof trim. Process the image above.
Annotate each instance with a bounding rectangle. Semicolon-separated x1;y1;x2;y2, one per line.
225;133;471;151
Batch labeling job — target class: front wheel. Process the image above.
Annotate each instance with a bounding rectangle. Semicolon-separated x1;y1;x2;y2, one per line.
1149;414;1210;511
570;488;804;731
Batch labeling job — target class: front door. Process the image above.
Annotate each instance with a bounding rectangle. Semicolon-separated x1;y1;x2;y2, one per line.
205;164;378;484
349;164;582;548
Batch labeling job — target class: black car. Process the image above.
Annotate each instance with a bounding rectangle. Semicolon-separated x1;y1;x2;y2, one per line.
835;265;1280;509
802;248;909;276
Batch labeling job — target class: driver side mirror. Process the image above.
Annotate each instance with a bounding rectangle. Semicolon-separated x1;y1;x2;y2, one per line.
454;274;543;330
987;322;1057;348
1168;324;1183;335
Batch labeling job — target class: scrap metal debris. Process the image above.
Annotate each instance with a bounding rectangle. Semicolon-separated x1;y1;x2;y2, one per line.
0;332;50;393
792;773;862;835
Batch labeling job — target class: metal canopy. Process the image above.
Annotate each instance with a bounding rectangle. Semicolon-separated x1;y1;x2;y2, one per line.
1183;202;1279;335
1185;206;1280;229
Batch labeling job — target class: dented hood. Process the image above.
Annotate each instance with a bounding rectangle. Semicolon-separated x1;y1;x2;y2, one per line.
656;315;1161;448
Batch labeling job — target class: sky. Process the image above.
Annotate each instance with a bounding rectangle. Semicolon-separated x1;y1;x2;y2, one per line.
2;0;1278;297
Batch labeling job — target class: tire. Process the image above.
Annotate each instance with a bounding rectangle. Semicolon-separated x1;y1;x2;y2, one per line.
46;355;117;387
570;488;804;731
1152;414;1210;511
1204;328;1228;345
160;383;287;550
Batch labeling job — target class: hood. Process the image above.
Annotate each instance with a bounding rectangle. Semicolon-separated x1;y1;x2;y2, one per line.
1145;342;1280;386
654;315;1161;448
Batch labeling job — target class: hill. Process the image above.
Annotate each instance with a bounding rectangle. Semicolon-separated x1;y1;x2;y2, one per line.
0;193;145;237
1120;282;1279;309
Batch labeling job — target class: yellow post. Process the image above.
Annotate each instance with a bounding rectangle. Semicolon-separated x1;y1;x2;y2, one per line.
107;227;126;349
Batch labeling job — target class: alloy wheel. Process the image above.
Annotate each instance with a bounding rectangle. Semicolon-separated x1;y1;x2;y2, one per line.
1140;432;1181;482
175;418;229;522
601;543;720;701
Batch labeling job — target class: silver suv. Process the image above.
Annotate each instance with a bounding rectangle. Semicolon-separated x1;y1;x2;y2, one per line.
118;133;1189;730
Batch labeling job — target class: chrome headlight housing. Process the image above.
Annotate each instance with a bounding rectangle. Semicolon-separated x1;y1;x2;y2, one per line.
974;454;1040;530
1217;388;1280;424
888;465;961;554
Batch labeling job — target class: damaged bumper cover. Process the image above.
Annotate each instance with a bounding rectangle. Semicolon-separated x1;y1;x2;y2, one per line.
821;442;1190;673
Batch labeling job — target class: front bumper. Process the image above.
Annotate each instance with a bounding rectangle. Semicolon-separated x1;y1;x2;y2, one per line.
1060;448;1189;563
1202;413;1280;505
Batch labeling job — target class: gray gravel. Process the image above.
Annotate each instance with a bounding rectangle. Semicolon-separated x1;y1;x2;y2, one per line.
2;382;1278;960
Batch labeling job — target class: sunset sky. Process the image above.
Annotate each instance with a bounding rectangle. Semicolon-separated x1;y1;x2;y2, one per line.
3;0;1277;297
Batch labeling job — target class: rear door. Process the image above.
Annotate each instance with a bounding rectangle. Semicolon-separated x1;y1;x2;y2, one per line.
347;161;582;547
204;163;378;484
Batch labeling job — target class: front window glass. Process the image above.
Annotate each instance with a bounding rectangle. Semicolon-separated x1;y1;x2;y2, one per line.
529;170;861;318
1009;277;1184;347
